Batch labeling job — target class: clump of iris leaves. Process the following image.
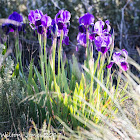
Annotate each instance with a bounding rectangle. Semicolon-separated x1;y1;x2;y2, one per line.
1;9;137;139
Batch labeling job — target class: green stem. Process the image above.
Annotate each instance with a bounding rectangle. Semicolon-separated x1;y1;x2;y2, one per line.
44;32;48;91
58;30;64;82
114;70;122;99
52;37;57;85
86;29;89;67
38;33;45;90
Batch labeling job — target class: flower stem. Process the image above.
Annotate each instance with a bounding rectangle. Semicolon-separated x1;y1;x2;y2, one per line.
38;33;45;90
58;30;64;82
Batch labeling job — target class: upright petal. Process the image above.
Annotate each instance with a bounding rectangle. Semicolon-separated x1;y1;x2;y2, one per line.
79;13;94;26
122;49;128;60
41;15;52;27
61;10;71;23
8;12;23;22
105;20;111;33
34;9;43;20
113;52;121;64
94;20;105;35
28;10;35;24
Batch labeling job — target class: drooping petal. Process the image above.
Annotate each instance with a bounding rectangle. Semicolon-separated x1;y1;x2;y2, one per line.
100;46;108;54
63;36;69;45
94;20;105;35
37;25;44;34
79;24;86;33
89;33;95;41
77;33;87;46
120;61;129;71
107;61;114;69
94;36;102;49
102;35;112;48
57;24;68;37
35;20;42;26
79;13;94;26
47;28;52;38
57;22;64;30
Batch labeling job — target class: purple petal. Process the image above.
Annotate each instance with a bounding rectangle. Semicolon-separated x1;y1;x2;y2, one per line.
122;49;128;60
107;61;114;69
55;10;71;24
105;20;111;32
37;25;44;34
79;13;94;26
113;52;121;64
100;46;108;54
47;28;52;38
77;33;86;46
41;15;52;27
28;10;35;24
35;20;42;26
121;61;129;71
61;10;71;23
8;12;23;22
34;9;43;20
57;22;64;30
89;33;95;41
57;24;68;37
102;35;112;48
63;36;69;45
94;20;105;35
79;24;86;33
94;36;102;48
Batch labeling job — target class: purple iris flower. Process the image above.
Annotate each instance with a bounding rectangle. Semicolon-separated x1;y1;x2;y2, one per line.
93;20;112;54
28;9;43;28
28;9;52;34
47;10;71;46
2;12;25;34
107;49;129;71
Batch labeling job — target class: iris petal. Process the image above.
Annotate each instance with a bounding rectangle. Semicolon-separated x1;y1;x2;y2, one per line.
94;20;105;35
79;25;86;33
63;36;69;45
107;61;114;69
79;13;94;26
77;33;86;46
41;15;52;27
100;46;108;54
37;25;44;34
121;61;129;71
8;11;23;22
